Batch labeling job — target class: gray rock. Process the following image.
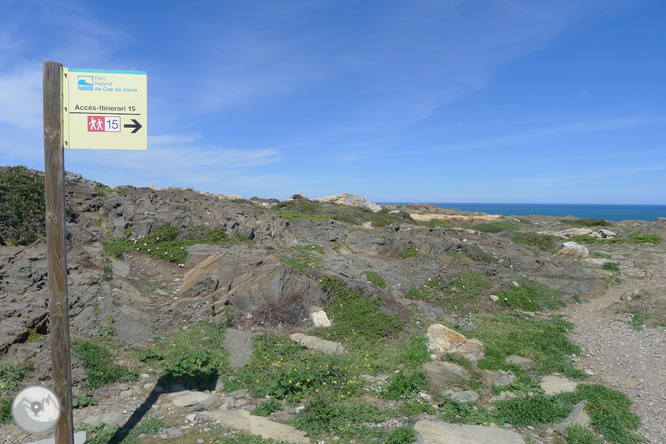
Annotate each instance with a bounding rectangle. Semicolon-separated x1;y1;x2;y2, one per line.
200;410;311;443
312;193;382;212
158;427;184;439
82;412;125;427
444;390;480;403
223;329;258;369
415;420;525;443
168;390;221;410
540;375;578;395
505;355;533;368
289;333;345;355
553;401;591;434
557;242;589;259
485;370;515;387
29;431;88;444
423;361;470;388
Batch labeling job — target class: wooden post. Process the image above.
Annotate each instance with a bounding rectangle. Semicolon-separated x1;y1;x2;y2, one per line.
43;60;74;444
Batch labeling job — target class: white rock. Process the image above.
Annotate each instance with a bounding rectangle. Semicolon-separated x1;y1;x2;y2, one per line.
310;310;332;327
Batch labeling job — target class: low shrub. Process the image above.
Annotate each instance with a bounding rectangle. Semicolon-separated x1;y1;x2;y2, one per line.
602;262;620;272
73;340;138;389
363;270;387;288
560;218;612;227
467;221;519;233
401;245;420;259
512;233;561;251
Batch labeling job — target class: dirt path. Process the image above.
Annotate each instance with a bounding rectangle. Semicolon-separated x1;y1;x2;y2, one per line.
562;254;666;443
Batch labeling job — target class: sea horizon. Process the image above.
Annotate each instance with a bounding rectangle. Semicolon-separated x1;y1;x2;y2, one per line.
380;202;666;222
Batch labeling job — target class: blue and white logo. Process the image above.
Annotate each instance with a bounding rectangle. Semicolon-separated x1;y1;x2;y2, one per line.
77;75;94;91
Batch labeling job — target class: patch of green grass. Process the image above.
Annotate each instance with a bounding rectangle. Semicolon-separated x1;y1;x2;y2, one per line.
405;271;492;312
0;362;33;424
472;313;587;380
560;218;613;227
401;245;420;259
142;321;230;390
269;199;413;227
513;233;561;252
0;165;46;245
321;277;403;344
252;399;283;416
280;245;324;277
294;397;393;437
497;278;568;311
364;270;387;288
590;252;613;259
103;222;238;264
602;262;620;272
239;333;360;402
398;335;431;365
383;370;427;400
0;397;12;425
569;233;662;245
422;219;454;229
467;221;520;233
73;340;138;389
566;425;605;444
628;313;645;331
27;328;44;342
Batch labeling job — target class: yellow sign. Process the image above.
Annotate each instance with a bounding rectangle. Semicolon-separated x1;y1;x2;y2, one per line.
62;68;147;150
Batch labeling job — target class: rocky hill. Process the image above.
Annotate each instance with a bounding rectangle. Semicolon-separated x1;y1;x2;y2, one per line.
1;167;665;444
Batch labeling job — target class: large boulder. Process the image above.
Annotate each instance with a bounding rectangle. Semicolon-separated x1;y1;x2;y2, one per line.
556;242;589;259
312;193;382;212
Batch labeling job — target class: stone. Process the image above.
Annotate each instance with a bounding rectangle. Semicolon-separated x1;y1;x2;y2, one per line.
485;370;515;387
223;329;258;369
540;375;578;395
289;333;344;355
556;242;589;259
310;310;331;327
443;390;480;403
423;361;470;387
28;431;87;444
426;324;467;353
597;229;617;238
158;427;183;439
200;410;311;444
168;390;220;410
230;388;250;398
553;401;591;434
489;295;500;302
505;355;533;368
414;420;525;444
312;193;382;212
82;412;125;427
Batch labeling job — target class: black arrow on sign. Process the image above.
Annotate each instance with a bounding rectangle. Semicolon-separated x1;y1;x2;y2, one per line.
124;119;143;133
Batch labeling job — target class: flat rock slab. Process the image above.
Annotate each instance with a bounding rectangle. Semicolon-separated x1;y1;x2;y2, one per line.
290;333;344;355
554;401;591;434
28;432;87;444
423;361;470;386
81;411;125;427
540;375;578;395
224;329;258;368
201;409;311;444
168;390;220;409
415;421;525;444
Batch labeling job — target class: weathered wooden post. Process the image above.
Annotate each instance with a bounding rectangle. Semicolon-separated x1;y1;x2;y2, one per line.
43;60;75;444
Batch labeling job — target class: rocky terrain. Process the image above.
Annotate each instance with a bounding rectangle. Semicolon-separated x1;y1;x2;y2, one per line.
1;168;665;444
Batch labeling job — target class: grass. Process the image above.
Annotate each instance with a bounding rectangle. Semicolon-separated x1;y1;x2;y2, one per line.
513;233;561;252
280;245;324;277
466;221;520;233
268;199;413;227
422;219;454;229
496;277;569;311
401;245;420;258
560;218;613;227
364;270;387;288
406;270;492;312
73;340;139;389
1;362;33;424
602;262;620;272
568;233;662;245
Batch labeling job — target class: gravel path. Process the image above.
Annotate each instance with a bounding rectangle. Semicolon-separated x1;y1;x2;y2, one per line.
563;271;666;444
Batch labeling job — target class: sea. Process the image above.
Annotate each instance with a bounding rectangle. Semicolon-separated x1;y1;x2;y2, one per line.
381;203;666;223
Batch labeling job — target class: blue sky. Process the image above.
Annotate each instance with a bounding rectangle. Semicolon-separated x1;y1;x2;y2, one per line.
1;0;665;204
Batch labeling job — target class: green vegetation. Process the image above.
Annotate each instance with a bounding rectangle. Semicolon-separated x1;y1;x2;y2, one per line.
497;278;569;311
406;270;492;312
569;233;662;245
363;270;387;288
78;414;169;444
422;219;454;229
512;233;561;252
103;222;240;264
269;199;413;227
320;276;403;344
566;425;605;444
560;218;612;227
473;313;586;379
401;245;420;259
281;245;324;277
603;262;621;272
251;399;283;416
628;313;646;331
1;362;33;424
466;221;520;233
72;340;138;389
0;166;46;245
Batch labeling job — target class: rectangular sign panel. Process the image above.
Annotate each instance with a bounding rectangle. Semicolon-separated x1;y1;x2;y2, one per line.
62;68;147;150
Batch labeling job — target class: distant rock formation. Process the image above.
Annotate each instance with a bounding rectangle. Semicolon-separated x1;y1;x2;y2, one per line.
312;193;382;212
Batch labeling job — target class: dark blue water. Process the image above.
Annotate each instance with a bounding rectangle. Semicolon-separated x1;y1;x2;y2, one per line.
381;203;666;222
